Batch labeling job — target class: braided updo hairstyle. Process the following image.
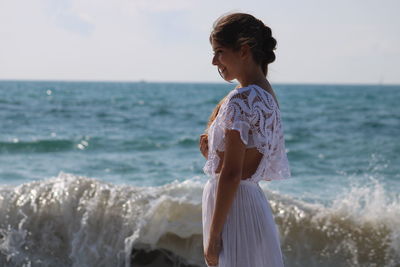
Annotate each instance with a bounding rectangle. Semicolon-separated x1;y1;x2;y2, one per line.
210;12;277;76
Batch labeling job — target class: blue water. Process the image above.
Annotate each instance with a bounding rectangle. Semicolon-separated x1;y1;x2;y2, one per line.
0;81;399;266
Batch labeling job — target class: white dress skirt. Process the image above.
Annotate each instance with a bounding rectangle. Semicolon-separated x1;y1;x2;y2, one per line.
202;176;284;267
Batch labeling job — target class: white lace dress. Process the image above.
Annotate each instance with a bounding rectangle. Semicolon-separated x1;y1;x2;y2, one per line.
202;84;291;267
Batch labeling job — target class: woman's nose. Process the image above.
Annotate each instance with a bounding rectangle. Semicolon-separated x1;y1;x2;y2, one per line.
212;55;218;65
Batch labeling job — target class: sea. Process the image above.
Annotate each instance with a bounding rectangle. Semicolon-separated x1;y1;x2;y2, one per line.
0;80;399;267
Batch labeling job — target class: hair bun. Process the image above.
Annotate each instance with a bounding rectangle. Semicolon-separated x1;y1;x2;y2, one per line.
261;26;276;64
262;25;272;38
264;50;276;64
262;26;276;51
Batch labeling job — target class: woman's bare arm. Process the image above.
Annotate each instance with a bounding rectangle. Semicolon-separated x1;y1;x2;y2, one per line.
209;129;246;238
205;129;246;265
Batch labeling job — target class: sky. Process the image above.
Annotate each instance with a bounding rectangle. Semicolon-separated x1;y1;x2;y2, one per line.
0;0;399;85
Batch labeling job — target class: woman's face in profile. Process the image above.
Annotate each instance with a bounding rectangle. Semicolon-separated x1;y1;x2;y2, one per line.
211;39;242;82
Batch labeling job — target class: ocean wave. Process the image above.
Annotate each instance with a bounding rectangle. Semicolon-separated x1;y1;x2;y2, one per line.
0;139;75;153
0;137;197;154
0;173;204;267
0;173;399;266
121;139;170;151
266;181;400;267
176;137;197;147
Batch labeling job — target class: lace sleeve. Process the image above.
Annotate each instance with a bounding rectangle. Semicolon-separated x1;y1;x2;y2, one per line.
217;92;252;146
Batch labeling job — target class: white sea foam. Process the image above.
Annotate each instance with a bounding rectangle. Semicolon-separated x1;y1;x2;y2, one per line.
0;172;399;267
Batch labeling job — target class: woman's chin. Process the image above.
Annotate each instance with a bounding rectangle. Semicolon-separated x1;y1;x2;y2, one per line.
223;76;235;83
221;73;234;82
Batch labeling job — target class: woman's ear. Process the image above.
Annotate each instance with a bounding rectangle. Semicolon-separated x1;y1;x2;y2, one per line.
239;44;251;59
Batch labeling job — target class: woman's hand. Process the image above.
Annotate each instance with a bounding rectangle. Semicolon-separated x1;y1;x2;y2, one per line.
204;234;222;266
199;133;209;159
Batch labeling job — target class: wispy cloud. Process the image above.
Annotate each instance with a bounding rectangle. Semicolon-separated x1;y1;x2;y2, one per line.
43;0;95;36
123;0;195;13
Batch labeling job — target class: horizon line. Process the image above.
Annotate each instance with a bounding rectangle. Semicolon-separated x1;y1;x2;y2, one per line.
0;78;399;87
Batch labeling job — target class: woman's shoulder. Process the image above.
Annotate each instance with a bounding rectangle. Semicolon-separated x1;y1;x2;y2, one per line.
223;87;251;109
229;84;279;110
225;85;253;103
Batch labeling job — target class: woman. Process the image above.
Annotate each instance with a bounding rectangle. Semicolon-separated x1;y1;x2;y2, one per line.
199;13;291;267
